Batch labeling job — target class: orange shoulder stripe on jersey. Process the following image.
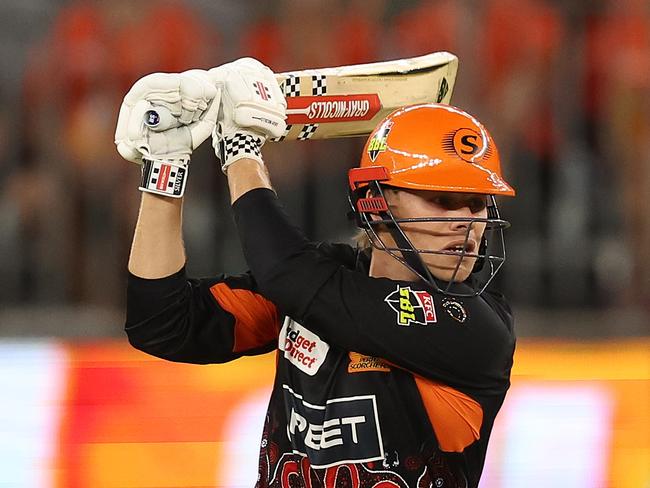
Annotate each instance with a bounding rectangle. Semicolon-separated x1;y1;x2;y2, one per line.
210;283;280;353
413;375;483;453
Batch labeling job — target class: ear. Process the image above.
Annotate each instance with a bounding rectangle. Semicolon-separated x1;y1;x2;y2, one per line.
365;187;395;222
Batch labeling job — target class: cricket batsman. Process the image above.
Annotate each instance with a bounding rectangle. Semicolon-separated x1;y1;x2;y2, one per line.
115;58;516;487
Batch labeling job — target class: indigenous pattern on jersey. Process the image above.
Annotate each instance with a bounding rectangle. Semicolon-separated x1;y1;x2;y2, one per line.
126;190;515;488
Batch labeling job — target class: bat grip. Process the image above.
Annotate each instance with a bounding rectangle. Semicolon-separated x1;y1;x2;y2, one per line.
143;105;180;132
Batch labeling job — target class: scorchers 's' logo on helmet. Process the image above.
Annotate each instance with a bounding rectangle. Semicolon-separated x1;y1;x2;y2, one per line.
441;128;494;163
384;286;437;326
367;120;394;162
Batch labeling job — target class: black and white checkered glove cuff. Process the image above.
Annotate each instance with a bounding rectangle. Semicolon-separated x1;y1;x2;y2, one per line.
218;132;265;173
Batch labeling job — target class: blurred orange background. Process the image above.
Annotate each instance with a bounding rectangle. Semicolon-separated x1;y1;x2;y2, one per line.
1;339;646;487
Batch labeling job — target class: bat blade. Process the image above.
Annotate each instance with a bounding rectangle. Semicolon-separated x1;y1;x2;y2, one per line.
272;51;458;141
142;52;458;141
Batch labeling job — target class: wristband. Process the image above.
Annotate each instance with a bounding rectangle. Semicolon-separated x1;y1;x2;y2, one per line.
139;158;188;198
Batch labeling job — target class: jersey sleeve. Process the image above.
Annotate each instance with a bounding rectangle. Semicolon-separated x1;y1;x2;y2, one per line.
125;266;281;364
232;188;514;392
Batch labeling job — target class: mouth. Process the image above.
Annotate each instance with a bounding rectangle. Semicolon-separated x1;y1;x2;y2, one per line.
441;239;477;255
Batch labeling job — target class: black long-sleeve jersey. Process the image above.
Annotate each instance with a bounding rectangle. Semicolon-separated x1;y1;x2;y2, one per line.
126;188;515;488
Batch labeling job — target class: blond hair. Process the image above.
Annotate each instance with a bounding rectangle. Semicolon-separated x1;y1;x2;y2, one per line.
354;229;372;251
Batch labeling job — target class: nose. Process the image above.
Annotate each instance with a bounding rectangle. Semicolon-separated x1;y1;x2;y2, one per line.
448;206;473;232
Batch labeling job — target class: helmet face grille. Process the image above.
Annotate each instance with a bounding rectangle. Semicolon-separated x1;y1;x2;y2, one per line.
348;182;510;297
362;212;509;297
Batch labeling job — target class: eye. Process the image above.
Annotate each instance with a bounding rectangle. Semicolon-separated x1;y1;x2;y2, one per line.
431;194;486;212
469;196;487;213
433;195;453;208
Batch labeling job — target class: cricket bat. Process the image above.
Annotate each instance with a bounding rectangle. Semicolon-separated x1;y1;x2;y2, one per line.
274;51;458;141
143;52;458;141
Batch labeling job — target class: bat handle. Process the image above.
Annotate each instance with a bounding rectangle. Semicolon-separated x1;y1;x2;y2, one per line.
143;105;180;132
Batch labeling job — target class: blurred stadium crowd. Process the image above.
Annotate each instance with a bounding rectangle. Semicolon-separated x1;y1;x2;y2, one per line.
0;0;648;335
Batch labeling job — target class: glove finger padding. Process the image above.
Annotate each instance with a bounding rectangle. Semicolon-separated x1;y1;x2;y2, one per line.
115;69;221;198
209;58;287;139
178;70;217;124
115;71;219;160
188;85;221;150
228;71;286;139
115;102;144;164
209;58;286;172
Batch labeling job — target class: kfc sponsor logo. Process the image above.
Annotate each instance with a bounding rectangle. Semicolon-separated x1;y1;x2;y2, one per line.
385;286;437;326
279;318;329;376
286;94;381;125
282;385;384;468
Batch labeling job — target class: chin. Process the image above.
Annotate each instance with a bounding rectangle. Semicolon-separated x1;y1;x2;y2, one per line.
436;270;472;283
426;259;475;283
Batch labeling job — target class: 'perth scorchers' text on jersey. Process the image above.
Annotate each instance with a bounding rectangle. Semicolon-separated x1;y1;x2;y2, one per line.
125;189;515;488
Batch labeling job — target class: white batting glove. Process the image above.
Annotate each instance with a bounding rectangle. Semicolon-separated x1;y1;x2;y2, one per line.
208;58;286;173
114;69;221;198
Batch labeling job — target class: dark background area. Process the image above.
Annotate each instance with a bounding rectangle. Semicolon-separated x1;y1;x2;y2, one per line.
0;0;648;338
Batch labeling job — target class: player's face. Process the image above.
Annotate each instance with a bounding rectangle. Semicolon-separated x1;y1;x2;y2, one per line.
382;189;488;282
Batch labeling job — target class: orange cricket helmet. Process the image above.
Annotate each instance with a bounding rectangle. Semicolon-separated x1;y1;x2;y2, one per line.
353;103;515;197
348;103;515;297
